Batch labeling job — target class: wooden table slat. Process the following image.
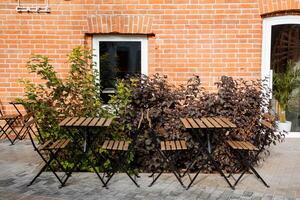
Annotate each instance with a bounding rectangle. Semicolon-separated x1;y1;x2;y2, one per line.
213;117;229;128
207;117;222;128
187;118;199;128
194;118;207;128
73;117;86;126
200;117;214;128
59;117;72;126
81;117;94;126
66;117;79;126
88;118;100;126
220;117;236;128
95;118;105;126
103;118;112;127
180;118;192;128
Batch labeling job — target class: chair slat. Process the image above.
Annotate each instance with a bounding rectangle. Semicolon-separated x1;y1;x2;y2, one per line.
261;120;273;130
95;118;105;127
60;139;70;149
233;141;244;150
220;117;236;128
200;118;214;128
66;117;79;126
238;141;249;150
160;141;166;150
187;118;199;128
180;118;192;128
175;140;182;150
194;118;207;128
165;141;171;150
81;117;93;126
38;140;52;151
213;117;229;128
88;118;100;126
207;117;222;128
112;141;119;150
123;141;130;150
170;141;176;150
180;140;187;149
49;140;63;149
102;140;109;149
103;118;112;127
107;140;114;149
118;141;125;150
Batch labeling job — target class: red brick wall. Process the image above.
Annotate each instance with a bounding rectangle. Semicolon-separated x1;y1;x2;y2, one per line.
1;0;300;113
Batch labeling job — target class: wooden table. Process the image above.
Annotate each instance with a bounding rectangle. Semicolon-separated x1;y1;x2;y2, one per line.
59;117;113;188
180;116;236;189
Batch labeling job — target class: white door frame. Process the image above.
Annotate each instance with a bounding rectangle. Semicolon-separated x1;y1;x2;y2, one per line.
92;35;148;76
261;15;300;90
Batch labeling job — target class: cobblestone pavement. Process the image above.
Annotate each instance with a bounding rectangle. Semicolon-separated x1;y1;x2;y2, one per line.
0;138;300;200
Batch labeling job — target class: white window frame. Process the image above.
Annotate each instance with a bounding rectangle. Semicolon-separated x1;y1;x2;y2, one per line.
92;35;148;77
261;15;300;91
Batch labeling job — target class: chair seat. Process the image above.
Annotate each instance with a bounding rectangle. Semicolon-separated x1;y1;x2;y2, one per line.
160;140;187;151
0;114;19;120
102;140;131;151
227;140;258;151
38;139;70;151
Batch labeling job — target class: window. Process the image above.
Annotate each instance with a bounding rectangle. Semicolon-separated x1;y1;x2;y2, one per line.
93;35;148;102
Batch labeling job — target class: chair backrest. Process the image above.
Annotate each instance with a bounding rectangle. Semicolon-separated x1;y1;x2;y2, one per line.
24;118;44;150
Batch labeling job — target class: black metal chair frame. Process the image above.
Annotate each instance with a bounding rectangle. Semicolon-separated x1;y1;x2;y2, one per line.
101;133;140;188
228;146;269;188
227;119;271;188
0;114;20;145
141;110;186;188
26;119;73;188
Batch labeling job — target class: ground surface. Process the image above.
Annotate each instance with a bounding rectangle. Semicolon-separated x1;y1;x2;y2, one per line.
0;138;300;200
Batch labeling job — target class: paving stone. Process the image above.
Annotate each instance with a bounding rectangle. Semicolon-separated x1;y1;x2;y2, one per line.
0;140;300;199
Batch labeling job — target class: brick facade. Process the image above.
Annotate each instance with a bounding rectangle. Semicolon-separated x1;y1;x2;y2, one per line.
1;0;300;113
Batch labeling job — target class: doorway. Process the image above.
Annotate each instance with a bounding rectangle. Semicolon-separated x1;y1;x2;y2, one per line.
262;16;300;131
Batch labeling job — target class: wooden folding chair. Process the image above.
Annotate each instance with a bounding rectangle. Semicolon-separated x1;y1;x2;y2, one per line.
0;111;20;145
143;110;187;188
101;137;140;187
148;139;188;188
226;116;274;188
25;118;72;188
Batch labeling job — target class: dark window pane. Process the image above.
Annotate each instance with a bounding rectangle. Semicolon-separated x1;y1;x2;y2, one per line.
99;41;141;102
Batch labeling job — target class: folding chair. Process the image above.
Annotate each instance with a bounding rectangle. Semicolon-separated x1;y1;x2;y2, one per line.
25;118;73;188
10;112;33;144
101;135;140;187
226;118;273;188
143;110;187;188
0;111;20;145
148;139;188;188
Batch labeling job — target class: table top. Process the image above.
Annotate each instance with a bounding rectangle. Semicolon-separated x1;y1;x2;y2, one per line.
180;117;236;129
59;117;113;127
